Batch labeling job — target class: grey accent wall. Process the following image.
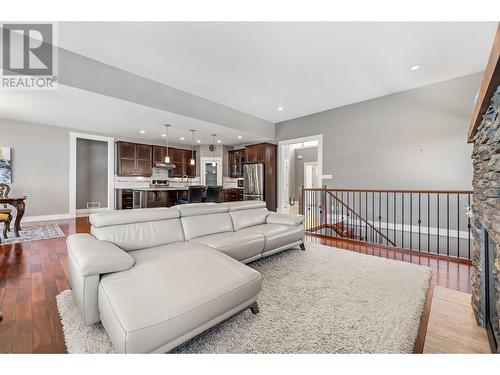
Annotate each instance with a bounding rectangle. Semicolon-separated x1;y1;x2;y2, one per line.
276;73;482;190
76;138;108;209
0;119;69;216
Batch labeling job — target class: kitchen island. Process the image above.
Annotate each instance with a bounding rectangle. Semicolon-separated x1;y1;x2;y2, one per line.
116;186;243;209
116;187;189;209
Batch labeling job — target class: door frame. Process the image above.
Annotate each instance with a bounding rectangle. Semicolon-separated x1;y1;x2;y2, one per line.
277;134;323;213
69;132;115;218
200;156;223;186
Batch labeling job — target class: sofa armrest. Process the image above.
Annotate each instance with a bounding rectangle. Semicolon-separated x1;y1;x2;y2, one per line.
266;212;304;226
67;233;134;277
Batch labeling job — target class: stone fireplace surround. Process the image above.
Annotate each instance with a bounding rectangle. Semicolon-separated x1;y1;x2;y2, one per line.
471;85;500;352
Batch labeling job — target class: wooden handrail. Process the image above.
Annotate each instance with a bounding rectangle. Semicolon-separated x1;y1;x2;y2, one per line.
303;188;473;194
327;191;397;247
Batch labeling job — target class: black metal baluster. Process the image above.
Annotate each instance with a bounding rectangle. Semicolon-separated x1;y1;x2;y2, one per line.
457;193;460;259
418;193;421;252
378;192;381;244
386;192;389;246
353;192;356;239
359;191;362;241
393;193;396;246
427;193;430;253
365;192;368;241
372;192;375;243
468;194;471;260
402;193;404;248
437;194;440;255
447;193;450;257
410;192;413;250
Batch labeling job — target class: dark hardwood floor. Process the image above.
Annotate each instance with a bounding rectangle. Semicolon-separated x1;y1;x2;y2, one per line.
0;217;473;353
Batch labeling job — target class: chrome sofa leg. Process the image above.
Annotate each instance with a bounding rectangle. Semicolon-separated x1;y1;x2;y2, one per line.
300;243;306;251
250;301;260;314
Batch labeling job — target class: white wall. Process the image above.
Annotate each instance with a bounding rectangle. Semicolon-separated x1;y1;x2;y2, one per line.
276;73;481;190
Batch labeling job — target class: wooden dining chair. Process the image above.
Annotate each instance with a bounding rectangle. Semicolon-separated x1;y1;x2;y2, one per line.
0;183;12;241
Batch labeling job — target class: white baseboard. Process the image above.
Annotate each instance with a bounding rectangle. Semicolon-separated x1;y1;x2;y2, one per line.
22;213;74;222
76;207;110;217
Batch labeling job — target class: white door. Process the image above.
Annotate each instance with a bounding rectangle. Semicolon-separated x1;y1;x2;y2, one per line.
280;161;288;209
304;162;320;188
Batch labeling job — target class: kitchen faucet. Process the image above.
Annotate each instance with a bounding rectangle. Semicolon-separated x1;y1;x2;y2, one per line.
181;175;189;187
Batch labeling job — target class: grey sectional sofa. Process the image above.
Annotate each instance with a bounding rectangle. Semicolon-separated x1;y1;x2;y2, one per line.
66;201;305;353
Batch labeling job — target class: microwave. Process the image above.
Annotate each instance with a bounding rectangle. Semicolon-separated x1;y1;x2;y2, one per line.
237;179;244;188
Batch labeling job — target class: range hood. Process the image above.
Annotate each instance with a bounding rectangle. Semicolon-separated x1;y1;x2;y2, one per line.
154;162;176;170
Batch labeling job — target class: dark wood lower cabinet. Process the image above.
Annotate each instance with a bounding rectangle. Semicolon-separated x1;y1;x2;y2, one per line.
222;188;243;202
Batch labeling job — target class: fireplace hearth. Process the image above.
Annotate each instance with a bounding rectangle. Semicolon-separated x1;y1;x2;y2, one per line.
484;230;499;352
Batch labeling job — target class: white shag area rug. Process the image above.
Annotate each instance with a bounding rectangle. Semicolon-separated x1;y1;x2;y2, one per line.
56;243;432;354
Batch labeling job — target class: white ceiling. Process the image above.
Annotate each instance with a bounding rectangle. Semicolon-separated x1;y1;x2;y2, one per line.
0;84;267;146
56;22;497;123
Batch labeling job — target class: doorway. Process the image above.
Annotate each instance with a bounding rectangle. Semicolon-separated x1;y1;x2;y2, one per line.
200;157;223;186
69;132;115;217
277;135;323;213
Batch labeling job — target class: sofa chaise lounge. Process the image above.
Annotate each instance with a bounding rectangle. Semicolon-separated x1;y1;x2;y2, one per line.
67;201;305;353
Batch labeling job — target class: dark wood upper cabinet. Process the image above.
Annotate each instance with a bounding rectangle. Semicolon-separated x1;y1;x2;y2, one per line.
168;148;196;178
228;149;245;177
152;146;167;164
117;141;152;177
244;143;277;211
245;144;266;163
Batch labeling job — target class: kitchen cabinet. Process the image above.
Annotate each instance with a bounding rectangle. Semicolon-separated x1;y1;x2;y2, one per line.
223;188;243;202
228;149;245;177
244;143;277;211
118;142;196;177
170;148;196;178
152;146;168;164
117;141;152;176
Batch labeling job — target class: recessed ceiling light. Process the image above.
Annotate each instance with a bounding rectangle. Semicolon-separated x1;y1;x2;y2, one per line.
197;140;201;143
410;65;420;71
139;130;146;134
237;135;242;139
277;107;284;111
161;134;166;137
180;137;185;140
217;140;222;143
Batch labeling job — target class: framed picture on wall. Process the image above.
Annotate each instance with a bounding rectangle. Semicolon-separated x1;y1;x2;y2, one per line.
0;147;12;183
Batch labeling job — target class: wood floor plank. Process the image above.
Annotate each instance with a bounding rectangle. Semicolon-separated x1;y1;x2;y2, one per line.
12;285;33;353
31;271;53;351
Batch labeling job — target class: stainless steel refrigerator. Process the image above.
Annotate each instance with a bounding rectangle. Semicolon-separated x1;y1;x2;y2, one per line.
243;163;264;201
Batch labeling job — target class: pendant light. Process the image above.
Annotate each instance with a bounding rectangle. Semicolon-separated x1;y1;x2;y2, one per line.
211;134;217;167
190;130;196;165
164;124;171;163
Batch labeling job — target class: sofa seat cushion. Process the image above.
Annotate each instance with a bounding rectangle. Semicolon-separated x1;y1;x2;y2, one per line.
238;223;304;252
98;242;262;353
190;231;265;262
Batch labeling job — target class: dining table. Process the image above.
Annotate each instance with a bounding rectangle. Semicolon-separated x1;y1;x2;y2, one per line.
0;196;27;237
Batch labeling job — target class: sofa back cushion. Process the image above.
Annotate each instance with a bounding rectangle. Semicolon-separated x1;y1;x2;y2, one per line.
181;213;233;240
90;208;184;251
230;208;270;231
